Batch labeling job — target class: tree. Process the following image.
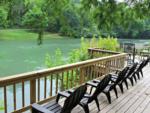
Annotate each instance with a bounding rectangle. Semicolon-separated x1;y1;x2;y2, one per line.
81;0;150;32
23;4;48;45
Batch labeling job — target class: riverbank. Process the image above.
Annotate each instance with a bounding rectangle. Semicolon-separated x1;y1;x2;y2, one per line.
0;29;68;40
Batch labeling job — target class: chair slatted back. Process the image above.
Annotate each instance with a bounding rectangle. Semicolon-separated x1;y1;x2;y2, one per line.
143;57;150;67
115;66;129;84
137;60;146;72
92;74;111;98
61;85;87;113
126;63;138;77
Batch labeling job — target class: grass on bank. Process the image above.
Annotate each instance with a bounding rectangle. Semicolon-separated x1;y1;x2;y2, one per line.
0;29;67;40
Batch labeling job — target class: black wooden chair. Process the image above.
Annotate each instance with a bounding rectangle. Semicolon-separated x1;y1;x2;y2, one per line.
87;66;129;104
134;57;149;80
110;66;130;93
133;60;147;80
32;84;87;113
126;60;146;84
143;57;150;67
124;62;138;86
54;75;111;113
80;74;111;113
102;66;129;103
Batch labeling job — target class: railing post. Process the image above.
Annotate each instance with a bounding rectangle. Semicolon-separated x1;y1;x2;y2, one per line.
30;79;36;104
80;67;85;84
88;48;93;59
123;56;126;67
105;60;110;74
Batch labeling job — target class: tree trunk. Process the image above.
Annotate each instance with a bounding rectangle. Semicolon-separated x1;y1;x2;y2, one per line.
38;30;43;45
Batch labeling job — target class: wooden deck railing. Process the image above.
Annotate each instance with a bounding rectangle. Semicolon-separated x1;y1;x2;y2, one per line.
88;48;121;58
0;49;127;113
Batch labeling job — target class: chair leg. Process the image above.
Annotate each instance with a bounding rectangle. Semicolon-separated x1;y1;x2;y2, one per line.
81;104;89;113
140;70;143;77
113;86;118;98
95;98;100;111
90;86;94;94
136;73;140;79
129;78;134;86
119;83;124;93
105;92;111;104
133;74;137;83
56;94;60;102
124;79;128;89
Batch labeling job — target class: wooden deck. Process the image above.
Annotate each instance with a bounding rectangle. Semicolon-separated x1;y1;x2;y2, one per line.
63;65;150;113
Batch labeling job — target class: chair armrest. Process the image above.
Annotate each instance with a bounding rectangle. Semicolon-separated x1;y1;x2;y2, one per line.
93;79;101;83
86;81;98;87
114;69;122;74
32;103;54;113
56;91;70;102
127;65;132;68
109;73;118;77
67;89;74;93
84;93;92;98
111;77;117;83
58;91;70;97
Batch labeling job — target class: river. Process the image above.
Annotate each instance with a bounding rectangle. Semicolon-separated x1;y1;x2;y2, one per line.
0;38;149;77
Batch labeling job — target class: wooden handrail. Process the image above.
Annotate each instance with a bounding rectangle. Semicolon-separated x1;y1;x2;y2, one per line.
88;48;121;54
0;49;127;113
88;48;121;59
0;53;126;86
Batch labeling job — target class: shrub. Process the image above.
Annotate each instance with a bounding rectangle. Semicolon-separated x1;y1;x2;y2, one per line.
45;48;64;68
45;36;120;68
98;36;120;51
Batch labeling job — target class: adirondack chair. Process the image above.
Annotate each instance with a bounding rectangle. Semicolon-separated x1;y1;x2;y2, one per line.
124;62;138;86
125;60;146;86
132;57;149;81
133;60;147;80
87;66;129;104
143;57;150;67
56;75;111;113
32;84;87;113
80;74;111;113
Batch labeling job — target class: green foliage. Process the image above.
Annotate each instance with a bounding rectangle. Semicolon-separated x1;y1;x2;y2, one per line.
45;36;120;68
59;3;94;38
0;6;8;28
98;37;119;51
69;37;90;63
45;48;64;68
82;0;150;31
0;101;4;111
68;48;89;63
1;0;150;41
114;19;150;39
23;4;48;44
47;17;60;32
45;36;120;90
23;5;48;29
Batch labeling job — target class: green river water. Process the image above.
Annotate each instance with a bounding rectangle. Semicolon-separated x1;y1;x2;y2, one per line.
0;38;80;77
0;38;150;77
